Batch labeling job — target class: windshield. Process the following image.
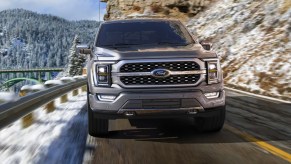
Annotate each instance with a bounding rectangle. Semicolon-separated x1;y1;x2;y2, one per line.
96;21;194;47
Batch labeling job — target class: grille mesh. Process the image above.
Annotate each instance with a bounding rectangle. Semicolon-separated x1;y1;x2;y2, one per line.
120;61;200;72
120;74;200;85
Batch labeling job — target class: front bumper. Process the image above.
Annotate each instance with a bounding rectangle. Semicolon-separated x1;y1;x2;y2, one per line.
88;83;225;119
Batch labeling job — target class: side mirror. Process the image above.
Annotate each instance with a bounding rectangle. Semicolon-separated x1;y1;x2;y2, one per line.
77;44;92;54
199;41;212;51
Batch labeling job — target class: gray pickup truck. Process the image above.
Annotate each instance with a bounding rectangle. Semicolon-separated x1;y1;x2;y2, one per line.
78;19;225;136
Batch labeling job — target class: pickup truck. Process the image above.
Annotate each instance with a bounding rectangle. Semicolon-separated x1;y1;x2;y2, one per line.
78;19;225;136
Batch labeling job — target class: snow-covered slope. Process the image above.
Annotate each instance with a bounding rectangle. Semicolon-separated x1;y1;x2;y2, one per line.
0;91;88;164
0;9;100;70
187;0;291;100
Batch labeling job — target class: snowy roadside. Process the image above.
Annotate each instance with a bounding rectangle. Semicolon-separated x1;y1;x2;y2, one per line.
0;91;88;164
187;0;291;101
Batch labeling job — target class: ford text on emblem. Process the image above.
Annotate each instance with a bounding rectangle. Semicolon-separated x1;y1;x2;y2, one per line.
151;69;171;78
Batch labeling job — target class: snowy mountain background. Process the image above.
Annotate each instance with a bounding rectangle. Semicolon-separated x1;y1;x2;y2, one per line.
0;9;100;69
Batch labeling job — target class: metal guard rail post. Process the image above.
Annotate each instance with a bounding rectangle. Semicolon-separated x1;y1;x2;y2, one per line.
0;79;87;130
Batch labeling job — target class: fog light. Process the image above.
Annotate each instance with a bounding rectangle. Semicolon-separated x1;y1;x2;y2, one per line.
98;95;116;102
204;92;219;99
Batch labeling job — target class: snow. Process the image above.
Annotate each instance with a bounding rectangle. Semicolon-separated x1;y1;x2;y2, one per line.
127;12;150;18
11;38;25;48
0;92;18;103
21;85;32;91
73;76;86;80
30;84;46;91
187;0;291;100
44;80;63;86
0;91;88;164
60;77;76;83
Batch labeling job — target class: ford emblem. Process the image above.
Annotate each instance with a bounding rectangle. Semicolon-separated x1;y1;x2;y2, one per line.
151;69;171;78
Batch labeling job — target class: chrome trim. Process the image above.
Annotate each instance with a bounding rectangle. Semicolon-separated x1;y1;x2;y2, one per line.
202;58;219;62
112;75;206;88
111;58;206;88
93;61;116;64
111;58;206;72
92;64;97;86
170;70;207;75
113;72;152;77
112;70;206;77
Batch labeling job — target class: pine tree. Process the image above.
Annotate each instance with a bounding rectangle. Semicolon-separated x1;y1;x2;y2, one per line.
0;9;100;70
67;35;85;76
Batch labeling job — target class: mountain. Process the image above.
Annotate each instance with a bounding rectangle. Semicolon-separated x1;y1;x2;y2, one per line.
102;0;290;100
187;0;291;100
101;0;212;21
0;9;100;69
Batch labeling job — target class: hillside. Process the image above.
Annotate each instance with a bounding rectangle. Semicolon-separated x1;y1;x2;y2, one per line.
0;9;100;69
102;0;290;100
187;0;291;100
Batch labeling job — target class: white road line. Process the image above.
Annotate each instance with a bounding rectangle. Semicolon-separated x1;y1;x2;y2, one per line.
225;87;291;104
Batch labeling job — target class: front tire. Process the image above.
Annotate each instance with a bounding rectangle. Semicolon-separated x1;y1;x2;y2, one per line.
195;105;226;132
87;87;109;136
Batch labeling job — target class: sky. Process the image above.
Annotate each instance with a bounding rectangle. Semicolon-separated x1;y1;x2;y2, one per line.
0;0;107;21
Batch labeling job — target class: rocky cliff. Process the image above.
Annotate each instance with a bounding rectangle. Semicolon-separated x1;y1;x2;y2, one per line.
187;0;291;100
101;0;213;21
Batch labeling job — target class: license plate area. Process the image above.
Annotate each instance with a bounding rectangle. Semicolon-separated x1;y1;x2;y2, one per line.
142;99;181;109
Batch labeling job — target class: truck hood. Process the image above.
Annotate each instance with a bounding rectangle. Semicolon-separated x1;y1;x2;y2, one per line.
94;44;217;61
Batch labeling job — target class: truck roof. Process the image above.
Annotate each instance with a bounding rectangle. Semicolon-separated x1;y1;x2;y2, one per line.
103;18;180;24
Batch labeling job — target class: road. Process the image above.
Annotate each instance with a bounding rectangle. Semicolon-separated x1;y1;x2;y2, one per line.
86;89;291;164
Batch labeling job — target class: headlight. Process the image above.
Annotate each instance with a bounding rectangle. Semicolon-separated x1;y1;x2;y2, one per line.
206;60;220;84
96;65;111;86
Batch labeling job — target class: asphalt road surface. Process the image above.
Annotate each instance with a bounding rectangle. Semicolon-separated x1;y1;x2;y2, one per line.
87;89;291;164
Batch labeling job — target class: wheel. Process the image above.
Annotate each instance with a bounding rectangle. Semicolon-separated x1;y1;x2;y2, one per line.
87;85;109;136
195;105;226;132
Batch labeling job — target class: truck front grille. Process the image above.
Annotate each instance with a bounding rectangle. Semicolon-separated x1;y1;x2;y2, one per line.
117;60;204;87
120;61;200;72
120;74;200;85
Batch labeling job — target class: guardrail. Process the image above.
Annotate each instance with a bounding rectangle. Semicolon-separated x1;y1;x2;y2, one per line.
0;68;64;73
0;79;86;130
